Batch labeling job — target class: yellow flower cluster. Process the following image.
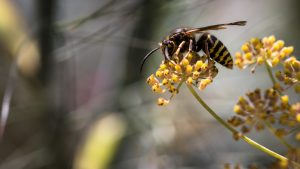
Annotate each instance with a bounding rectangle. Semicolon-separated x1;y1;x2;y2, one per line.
275;56;300;93
147;51;218;106
235;35;294;72
228;88;298;137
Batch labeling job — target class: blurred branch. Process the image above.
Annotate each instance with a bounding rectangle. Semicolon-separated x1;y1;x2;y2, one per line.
0;63;17;139
57;0;119;30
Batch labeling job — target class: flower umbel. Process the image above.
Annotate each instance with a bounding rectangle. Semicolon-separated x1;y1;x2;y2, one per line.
235;35;294;72
275;56;300;93
146;51;218;106
228;88;298;136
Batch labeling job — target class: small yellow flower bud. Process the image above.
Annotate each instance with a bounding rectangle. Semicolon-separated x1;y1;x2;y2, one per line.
157;97;169;106
281;46;294;56
175;64;182;73
262;37;268;45
268;35;276;44
235;52;242;59
273;40;284;51
147;74;159;85
250;38;260;46
181;58;189;67
275;71;284;81
186;52;193;61
168;85;178;94
241;43;250;53
171;74;180;83
162;78;170;86
281;95;289;105
163;69;170;76
155;70;164;78
185;65;193;74
271;57;279;67
192;71;200;79
257;56;264;65
233;105;242;114
266;49;272;59
186;77;193;85
296;114;300;122
159;63;167;70
194;60;203;71
235;59;244;69
152;84;165;93
244;52;252;61
201;63;208;70
198;79;212;90
279;159;288;168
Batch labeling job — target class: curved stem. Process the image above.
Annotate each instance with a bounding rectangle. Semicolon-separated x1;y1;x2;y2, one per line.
264;61;276;86
186;84;287;161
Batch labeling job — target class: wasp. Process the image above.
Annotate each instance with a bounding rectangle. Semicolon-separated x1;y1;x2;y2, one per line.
140;21;247;71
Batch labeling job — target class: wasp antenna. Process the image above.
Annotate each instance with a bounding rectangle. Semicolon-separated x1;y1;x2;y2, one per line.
140;47;160;72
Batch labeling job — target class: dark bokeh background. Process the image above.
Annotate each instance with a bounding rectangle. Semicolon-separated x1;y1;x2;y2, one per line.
0;0;299;169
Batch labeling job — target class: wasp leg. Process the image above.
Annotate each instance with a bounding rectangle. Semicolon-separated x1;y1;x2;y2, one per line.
196;33;214;64
164;47;177;66
174;41;186;56
164;47;172;61
173;41;186;62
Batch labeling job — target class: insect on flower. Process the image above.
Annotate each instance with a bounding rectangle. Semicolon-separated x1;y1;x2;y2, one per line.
140;21;247;71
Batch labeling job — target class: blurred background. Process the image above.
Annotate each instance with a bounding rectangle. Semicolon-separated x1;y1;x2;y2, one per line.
0;0;299;169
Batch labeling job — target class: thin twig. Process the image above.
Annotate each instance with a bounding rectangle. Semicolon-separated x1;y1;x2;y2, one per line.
0;63;17;139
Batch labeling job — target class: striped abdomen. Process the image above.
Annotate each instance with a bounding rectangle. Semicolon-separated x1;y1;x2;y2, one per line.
206;34;233;69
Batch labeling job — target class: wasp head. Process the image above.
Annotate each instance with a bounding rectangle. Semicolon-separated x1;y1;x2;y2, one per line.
161;39;176;60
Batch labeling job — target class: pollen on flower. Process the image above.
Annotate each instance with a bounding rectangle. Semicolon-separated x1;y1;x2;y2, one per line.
175;64;182;73
233;105;243;114
241;43;250;53
155;70;164;78
145;50;218;106
152;83;165;93
147;74;159;86
163;69;170;76
171;74;180;83
235;35;295;71
194;60;203;71
181;58;189;66
198;78;212;90
159;63;167;70
157;97;169;106
186;77;193;85
271;57;279;66
185;65;193;74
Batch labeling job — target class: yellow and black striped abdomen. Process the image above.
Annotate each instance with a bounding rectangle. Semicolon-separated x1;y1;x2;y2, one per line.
207;34;233;69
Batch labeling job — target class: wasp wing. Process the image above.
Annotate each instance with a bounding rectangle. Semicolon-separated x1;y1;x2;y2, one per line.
186;21;246;34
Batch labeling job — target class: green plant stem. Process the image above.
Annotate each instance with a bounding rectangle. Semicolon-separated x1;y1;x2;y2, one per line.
264;61;276;86
186;84;287;161
264;121;294;149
